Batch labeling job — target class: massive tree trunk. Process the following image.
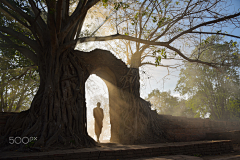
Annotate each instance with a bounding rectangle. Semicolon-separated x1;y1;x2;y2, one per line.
0;48;96;151
118;51;168;144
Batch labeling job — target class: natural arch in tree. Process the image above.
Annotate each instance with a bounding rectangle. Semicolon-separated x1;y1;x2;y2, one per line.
79;49;126;143
77;49;169;144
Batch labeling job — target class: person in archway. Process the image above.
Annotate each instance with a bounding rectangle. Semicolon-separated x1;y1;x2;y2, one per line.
93;102;104;143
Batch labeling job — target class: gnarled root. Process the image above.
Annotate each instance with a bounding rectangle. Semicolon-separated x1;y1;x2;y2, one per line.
118;68;172;144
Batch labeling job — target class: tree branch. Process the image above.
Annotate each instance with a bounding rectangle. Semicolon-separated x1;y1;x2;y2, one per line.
1;0;33;24
0;26;39;52
0;33;38;64
61;0;99;40
0;5;29;29
140;62;182;68
190;31;240;39
70;13;86;41
0;67;35;89
142;55;183;61
166;44;219;68
63;0;69;21
46;0;57;51
28;0;47;30
56;0;63;34
169;12;240;43
1;0;45;47
63;34;168;50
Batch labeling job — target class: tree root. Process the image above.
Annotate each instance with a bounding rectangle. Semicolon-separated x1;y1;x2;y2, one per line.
118;68;171;144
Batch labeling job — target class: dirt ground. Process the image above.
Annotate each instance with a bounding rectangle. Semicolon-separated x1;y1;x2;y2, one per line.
129;144;240;160
201;144;240;160
99;142;240;160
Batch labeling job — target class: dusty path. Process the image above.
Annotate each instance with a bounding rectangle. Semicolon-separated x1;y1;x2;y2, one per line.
0;141;238;160
201;144;240;160
127;144;240;160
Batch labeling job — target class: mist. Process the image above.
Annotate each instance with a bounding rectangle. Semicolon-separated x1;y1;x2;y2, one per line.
86;75;111;142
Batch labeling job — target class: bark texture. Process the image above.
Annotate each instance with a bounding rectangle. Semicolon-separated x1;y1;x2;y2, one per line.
118;68;169;144
0;49;96;151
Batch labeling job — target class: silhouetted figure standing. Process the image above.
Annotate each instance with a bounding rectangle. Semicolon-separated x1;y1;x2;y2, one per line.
93;102;104;143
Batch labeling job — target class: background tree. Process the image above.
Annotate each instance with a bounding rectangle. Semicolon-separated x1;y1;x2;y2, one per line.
175;35;240;120
146;89;193;117
0;66;39;112
0;10;39;112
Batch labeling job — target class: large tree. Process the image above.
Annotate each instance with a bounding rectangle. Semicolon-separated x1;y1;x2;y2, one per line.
0;0;240;151
146;89;190;116
175;35;240;120
0;66;38;112
0;9;39;112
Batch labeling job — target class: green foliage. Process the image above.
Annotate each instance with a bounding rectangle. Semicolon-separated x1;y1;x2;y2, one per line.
102;0;108;7
146;89;193;117
157;17;167;27
227;98;240;119
0;7;39;112
152;16;157;23
175;35;240;120
153;48;167;66
0;66;39;112
155;56;161;66
114;2;129;10
134;13;139;20
0;6;35;70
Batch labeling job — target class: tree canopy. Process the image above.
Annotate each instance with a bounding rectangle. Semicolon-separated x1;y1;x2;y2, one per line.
146;89;191;117
175;35;240;120
0;10;39;112
1;0;239;66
